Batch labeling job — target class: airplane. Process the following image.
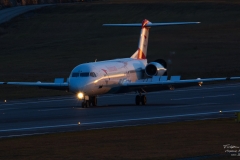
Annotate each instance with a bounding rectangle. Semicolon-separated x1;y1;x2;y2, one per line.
1;19;240;108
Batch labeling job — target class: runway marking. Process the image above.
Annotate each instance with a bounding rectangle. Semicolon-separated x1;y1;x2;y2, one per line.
86;116;234;132
171;94;234;101
0;124;78;132
4;96;74;103
0;98;75;106
0;103;219;111
38;108;70;112
40;97;73;100
0;132;52;138
100;84;240;97
81;110;237;125
1;109;240;133
158;103;220;109
0;83;239;107
0;108;17;111
1;116;233;139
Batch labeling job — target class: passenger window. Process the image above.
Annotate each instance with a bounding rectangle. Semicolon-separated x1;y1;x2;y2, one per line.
90;72;97;77
80;72;89;77
72;73;79;77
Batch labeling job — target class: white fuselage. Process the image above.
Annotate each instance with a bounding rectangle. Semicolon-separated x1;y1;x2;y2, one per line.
69;58;147;96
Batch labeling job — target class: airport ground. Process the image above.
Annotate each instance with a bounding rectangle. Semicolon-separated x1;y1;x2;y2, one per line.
0;0;240;159
1;83;240;159
0;118;240;160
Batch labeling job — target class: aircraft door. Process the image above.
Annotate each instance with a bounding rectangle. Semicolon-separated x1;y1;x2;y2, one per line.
96;68;109;94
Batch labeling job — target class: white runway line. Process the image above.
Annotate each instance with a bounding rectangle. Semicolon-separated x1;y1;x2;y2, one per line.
148;83;240;94
80;111;234;125
158;103;220;109
38;108;70;112
0;103;218;111
0;116;232;138
171;94;234;101
1;109;239;133
0;132;52;138
0;83;239;107
0;124;78;132
99;84;240;97
0;98;75;106
40;97;73;101
0;108;17;111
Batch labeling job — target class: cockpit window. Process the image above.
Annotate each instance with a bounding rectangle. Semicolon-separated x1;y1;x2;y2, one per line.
72;72;94;77
72;73;79;77
90;72;97;77
80;72;89;77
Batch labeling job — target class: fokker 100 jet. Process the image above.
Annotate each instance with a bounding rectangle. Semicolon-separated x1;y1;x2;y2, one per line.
1;19;240;108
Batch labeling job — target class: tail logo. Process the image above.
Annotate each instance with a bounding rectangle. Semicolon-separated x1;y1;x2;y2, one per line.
142;19;150;28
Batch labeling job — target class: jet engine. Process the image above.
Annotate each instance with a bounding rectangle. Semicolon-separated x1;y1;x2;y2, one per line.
145;59;167;77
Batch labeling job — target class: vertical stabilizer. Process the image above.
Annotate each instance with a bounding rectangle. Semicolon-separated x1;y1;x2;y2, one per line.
103;20;200;60
133;19;151;59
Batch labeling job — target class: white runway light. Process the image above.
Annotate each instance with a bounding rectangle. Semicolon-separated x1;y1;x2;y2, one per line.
78;122;81;125
4;100;6;103
77;92;84;99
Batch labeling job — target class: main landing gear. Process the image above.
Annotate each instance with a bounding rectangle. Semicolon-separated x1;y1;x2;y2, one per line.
81;96;97;108
135;94;147;105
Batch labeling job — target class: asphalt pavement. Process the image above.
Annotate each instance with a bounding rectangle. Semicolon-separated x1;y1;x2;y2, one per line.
0;82;240;138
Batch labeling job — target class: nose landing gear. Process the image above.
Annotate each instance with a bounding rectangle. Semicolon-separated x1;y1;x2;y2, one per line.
90;96;97;106
81;96;97;108
135;94;147;105
81;101;89;108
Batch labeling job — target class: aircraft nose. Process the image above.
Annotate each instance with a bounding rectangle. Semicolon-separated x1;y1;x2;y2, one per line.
69;78;86;93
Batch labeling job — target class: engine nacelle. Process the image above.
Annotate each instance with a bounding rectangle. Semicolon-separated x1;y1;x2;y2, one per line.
145;62;167;77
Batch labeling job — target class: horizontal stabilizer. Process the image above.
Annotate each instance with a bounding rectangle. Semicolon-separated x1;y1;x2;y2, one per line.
104;19;200;60
103;22;200;27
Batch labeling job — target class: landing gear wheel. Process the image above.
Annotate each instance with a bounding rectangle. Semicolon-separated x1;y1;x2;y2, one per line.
85;100;90;108
141;95;147;105
82;101;90;108
91;96;97;106
135;95;140;105
81;102;86;108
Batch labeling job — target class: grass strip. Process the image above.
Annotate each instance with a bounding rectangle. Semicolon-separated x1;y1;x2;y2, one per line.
1;118;240;159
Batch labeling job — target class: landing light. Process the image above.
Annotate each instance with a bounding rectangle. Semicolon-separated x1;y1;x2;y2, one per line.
77;92;84;99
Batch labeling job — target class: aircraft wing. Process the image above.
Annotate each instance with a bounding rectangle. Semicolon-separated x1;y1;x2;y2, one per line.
0;78;69;91
122;76;240;89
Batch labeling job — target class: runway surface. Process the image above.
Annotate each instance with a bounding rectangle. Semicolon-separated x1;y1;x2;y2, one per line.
0;82;240;138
